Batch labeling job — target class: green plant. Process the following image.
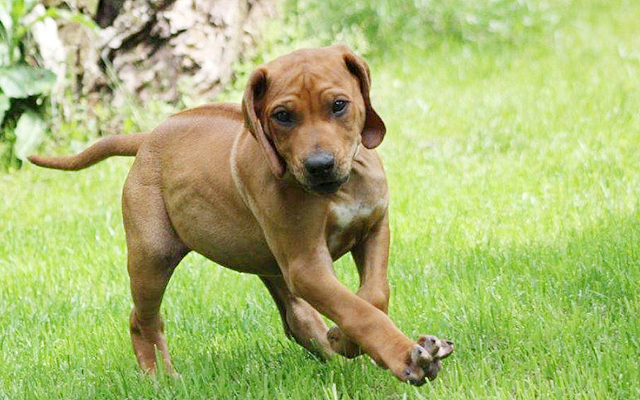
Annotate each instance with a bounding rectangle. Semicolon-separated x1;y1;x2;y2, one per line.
0;0;96;168
0;0;54;167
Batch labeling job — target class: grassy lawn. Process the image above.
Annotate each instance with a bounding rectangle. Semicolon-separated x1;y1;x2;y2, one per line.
1;1;639;399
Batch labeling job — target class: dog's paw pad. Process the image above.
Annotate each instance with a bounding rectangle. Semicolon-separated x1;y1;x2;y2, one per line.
410;343;433;369
403;335;454;385
417;335;454;361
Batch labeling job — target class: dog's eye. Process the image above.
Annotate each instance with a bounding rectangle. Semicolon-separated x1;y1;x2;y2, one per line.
273;110;293;125
332;100;348;115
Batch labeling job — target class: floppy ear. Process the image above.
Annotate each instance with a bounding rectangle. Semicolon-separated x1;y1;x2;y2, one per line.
242;68;286;178
343;50;386;149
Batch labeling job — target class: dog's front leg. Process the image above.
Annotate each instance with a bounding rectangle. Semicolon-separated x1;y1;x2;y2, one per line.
278;244;423;382
328;213;391;358
353;212;391;312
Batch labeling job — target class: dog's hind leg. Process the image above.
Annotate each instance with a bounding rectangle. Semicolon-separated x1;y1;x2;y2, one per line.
123;174;189;377
260;275;335;359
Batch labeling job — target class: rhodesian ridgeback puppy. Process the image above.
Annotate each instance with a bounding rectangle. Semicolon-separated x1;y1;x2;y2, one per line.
29;45;453;385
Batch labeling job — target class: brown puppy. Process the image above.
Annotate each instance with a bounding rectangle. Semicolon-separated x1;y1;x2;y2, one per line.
29;45;453;385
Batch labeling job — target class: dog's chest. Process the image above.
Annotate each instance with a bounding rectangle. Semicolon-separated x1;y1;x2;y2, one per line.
326;197;386;256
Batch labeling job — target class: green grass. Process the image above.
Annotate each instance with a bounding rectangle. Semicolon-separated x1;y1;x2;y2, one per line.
2;1;640;398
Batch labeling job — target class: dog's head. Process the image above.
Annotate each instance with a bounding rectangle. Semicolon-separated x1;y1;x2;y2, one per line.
242;45;386;195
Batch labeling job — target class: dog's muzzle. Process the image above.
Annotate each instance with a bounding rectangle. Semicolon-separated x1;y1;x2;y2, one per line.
303;151;348;195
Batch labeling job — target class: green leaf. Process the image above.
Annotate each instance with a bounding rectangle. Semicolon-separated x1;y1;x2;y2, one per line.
43;8;99;30
11;0;25;23
0;3;13;64
0;4;12;39
0;42;9;66
0;65;56;98
0;91;9;123
14;111;46;161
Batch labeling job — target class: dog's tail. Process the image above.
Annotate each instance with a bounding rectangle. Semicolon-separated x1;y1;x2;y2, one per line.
28;133;150;171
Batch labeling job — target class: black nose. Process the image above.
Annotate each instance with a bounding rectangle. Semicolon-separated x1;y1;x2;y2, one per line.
304;152;335;176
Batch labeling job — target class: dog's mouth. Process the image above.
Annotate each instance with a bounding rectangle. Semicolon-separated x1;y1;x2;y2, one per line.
307;175;349;195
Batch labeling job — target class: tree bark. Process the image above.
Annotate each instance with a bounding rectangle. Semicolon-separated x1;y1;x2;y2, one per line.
50;0;277;104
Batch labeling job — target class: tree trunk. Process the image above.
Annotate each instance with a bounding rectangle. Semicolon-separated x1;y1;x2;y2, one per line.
100;0;277;103
49;0;277;104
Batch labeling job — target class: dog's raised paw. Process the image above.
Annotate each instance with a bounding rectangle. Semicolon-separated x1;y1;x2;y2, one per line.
403;335;454;385
416;335;454;361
